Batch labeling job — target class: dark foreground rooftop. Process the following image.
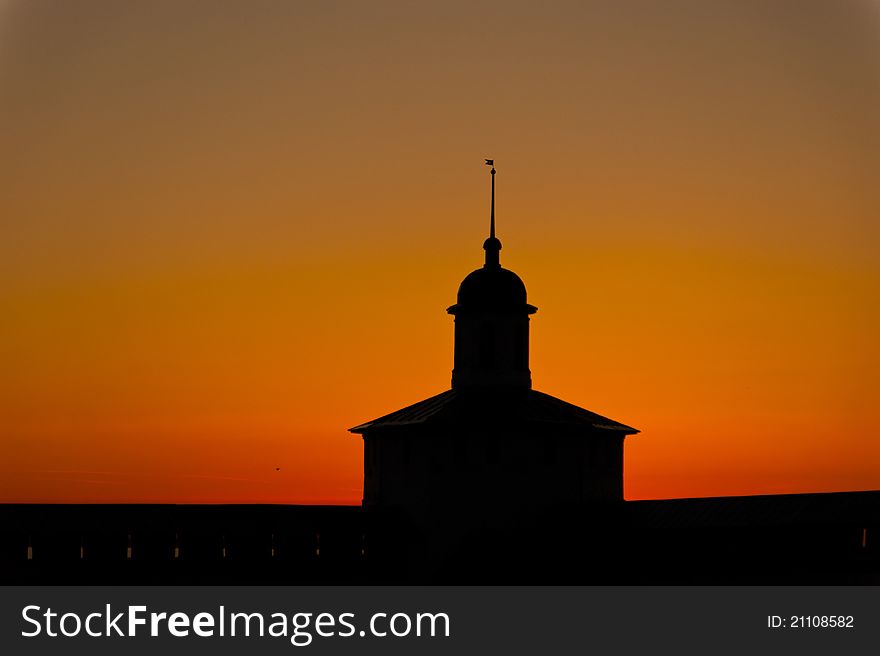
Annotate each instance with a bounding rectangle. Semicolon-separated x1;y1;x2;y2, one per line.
627;490;880;528
1;490;877;584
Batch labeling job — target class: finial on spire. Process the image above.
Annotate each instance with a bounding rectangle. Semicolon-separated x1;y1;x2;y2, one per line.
483;159;501;268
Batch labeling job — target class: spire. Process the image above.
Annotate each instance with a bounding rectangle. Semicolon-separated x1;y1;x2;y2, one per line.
483;159;501;268
487;159;495;239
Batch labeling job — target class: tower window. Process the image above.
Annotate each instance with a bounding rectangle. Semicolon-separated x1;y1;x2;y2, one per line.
479;324;495;368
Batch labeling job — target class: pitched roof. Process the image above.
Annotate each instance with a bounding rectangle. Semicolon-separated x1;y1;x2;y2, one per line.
349;387;639;435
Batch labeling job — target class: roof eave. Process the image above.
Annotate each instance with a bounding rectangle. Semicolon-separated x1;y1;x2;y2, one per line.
351;420;641;435
596;424;640;436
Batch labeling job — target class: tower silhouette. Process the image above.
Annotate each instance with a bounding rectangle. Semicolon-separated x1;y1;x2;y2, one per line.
350;164;639;555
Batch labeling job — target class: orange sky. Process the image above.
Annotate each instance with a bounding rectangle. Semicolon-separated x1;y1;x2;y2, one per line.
1;1;879;503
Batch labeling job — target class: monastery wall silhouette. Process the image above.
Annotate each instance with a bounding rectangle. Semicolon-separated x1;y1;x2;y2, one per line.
1;495;877;584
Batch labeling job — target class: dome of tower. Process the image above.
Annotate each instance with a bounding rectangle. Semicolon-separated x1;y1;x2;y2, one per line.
456;265;528;308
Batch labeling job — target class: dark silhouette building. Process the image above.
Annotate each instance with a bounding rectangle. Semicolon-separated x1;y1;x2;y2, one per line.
351;165;637;542
350;167;639;558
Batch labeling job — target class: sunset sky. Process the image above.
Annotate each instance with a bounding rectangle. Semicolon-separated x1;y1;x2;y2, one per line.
1;1;878;503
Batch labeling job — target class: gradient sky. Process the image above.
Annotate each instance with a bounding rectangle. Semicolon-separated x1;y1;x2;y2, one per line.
1;0;878;503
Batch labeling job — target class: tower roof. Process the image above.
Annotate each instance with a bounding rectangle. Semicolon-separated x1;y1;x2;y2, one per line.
349;387;639;435
448;266;536;314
